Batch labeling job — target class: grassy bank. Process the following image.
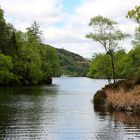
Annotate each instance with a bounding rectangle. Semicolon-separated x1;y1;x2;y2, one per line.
94;78;140;114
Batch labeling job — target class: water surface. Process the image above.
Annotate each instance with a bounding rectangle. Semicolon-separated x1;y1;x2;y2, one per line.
0;77;139;140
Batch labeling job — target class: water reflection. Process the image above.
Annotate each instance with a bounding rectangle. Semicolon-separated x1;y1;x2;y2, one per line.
0;78;139;140
94;106;140;140
0;86;59;139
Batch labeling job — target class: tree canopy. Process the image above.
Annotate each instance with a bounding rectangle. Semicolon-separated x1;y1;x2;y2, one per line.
88;5;140;81
127;5;140;23
86;15;128;84
0;7;60;85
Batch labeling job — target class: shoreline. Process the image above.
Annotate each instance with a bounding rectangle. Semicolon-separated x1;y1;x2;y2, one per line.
93;78;140;115
0;77;52;86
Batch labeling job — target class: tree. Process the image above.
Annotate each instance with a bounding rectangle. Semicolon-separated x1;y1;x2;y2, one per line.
13;41;43;85
127;46;140;77
114;49;127;78
127;5;140;46
127;5;140;23
26;21;43;43
127;5;140;45
40;45;60;78
0;6;61;85
0;53;18;85
0;7;11;54
127;5;140;75
0;7;16;56
132;27;140;46
86;15;128;84
87;53;112;83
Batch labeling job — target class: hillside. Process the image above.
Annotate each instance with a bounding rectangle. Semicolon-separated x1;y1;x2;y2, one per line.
56;48;90;76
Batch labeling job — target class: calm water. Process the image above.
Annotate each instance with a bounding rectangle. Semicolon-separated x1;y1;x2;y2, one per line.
0;77;139;140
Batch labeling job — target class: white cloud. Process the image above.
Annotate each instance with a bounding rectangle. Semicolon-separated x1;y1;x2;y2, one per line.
1;0;140;58
1;0;64;28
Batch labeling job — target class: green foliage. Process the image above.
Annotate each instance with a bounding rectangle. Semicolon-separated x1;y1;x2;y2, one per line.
13;41;43;84
115;50;127;78
87;53;112;80
127;5;140;23
57;49;90;76
0;8;11;55
88;47;140;80
26;21;43;43
86;15;128;53
40;45;60;78
12;39;60;85
86;15;129;84
0;7;17;56
132;27;140;46
0;7;60;85
0;53;18;85
127;46;140;77
127;5;140;46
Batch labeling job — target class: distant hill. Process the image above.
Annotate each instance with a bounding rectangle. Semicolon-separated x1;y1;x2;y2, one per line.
56;48;90;76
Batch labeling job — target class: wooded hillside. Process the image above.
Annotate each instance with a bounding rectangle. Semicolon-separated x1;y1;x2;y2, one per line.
56;48;90;76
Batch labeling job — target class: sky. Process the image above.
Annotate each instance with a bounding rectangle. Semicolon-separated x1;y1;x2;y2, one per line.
0;0;140;58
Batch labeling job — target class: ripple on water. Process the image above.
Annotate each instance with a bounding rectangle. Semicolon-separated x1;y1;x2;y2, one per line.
0;78;139;140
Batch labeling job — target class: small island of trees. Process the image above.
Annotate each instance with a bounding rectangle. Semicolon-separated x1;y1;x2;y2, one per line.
86;5;140;114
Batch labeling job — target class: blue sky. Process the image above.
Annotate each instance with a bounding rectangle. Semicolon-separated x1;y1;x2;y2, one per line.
62;0;82;13
54;0;83;28
1;0;140;58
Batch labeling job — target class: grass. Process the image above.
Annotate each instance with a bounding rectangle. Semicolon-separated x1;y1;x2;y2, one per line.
106;87;140;111
94;79;140;114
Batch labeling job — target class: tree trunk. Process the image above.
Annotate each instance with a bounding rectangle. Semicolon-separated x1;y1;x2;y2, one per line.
110;54;116;85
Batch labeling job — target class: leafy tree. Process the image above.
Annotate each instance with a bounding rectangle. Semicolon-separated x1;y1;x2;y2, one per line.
127;5;140;74
26;21;43;43
115;49;127;78
0;7;62;85
126;46;140;77
86;15;128;84
87;53;112;83
0;7;10;54
132;27;140;46
0;8;17;56
127;5;140;23
88;47;140;80
127;5;140;46
0;53;18;85
13;41;43;85
40;45;60;78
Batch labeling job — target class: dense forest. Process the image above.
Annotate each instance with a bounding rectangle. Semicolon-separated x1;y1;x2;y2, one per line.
87;47;140;79
0;7;60;85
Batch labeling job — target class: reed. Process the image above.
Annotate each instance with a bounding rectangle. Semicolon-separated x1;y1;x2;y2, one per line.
106;86;140;111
